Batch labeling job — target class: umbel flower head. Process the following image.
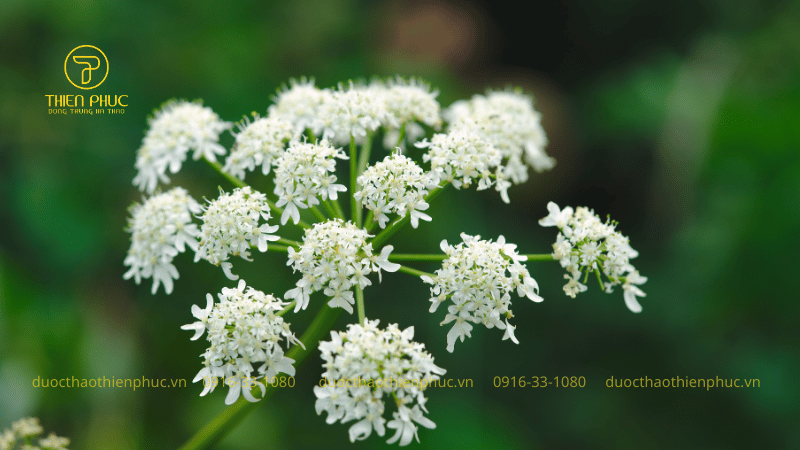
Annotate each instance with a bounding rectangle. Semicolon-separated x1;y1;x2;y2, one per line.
445;89;554;186
355;152;434;229
422;233;543;352
223;114;294;180
273;140;348;225
194;187;279;280
375;77;442;131
133;100;232;194
1;417;70;450
124;187;201;295
416;128;510;202
314;319;446;446
539;202;646;313
285;219;400;313
267;77;332;138
182;280;301;405
317;81;387;144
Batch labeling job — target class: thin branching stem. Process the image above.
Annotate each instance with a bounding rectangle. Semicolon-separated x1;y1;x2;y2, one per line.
523;254;556;261
363;210;376;232
355;286;365;325
309;204;328;222
396;264;435;279
349;136;360;226
388;254;446;261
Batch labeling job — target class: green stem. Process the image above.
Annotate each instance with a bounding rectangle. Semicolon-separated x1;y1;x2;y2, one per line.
349;136;360;226
321;200;337;220
355;285;365;325
396;264;435;278
364;209;376;232
309;204;327;223
203;158;246;188
395;123;406;149
357;132;373;175
202;157;311;229
277;300;296;317
266;244;290;253
354;132;373;227
595;269;605;290
276;238;302;248
331;198;346;221
371;183;448;248
305;129;316;142
388;254;446;261
178;304;341;450
523;254;556;261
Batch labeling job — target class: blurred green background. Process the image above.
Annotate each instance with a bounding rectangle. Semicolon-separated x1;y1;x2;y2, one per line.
1;1;798;449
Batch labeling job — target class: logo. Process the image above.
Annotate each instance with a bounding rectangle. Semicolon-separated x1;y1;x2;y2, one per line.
64;45;109;90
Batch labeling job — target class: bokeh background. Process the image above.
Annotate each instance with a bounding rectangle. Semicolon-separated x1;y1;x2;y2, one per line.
1;1;798;449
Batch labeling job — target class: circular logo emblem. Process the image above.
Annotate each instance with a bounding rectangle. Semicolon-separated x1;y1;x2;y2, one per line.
64;45;109;90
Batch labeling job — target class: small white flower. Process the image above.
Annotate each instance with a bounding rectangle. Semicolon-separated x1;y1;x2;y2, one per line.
38;432;70;450
378;77;442;130
501;319;518;344
194;187;279;280
224;371;266;405
423;233;542;352
622;271;647;313
181;293;215;340
416;128;513;202
123;188;201;295
223;114;293;180
315;319;445;446
268;78;332;138
11;418;42;438
563;274;588;298
540;202;646;311
356;153;434;229
273;140;348;225
1;418;70;450
133;100;232;193
285;219;399;312
317;81;387;144
539;201;574;231
182;280;301;405
0;429;13;450
444;89;554;187
386;405;436;446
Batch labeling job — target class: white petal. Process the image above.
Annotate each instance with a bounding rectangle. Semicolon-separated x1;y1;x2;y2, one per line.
221;262;239;280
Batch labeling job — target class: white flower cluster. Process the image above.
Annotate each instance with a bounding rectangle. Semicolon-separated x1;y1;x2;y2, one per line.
266;78;441;146
223;115;294;180
539;202;646;313
133;100;232;193
318;81;387;144
422;233;542;352
194;187;279;280
124;187;201;295
416;129;511;202
314;319;445;446
355;153;433;229
378;77;442;131
1;418;69;450
182;280;301;405
445;90;554;186
273;140;348;225
285;219;400;313
267;78;332;138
